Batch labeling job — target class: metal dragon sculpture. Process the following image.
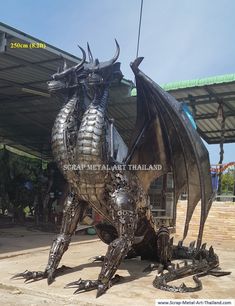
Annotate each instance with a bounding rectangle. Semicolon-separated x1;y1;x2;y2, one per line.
13;41;230;297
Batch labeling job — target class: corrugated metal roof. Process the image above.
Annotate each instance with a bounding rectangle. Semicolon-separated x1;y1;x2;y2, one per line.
0;22;234;159
162;74;235;91
0;22;83;158
131;74;235;145
0;22;133;158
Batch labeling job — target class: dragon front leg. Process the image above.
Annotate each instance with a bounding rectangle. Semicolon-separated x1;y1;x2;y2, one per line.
66;195;138;298
90;223;138;263
12;192;87;284
96;231;135;297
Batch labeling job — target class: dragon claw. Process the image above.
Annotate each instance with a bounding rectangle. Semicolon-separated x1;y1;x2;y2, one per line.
89;255;105;263
65;278;99;294
65;278;82;288
143;263;158;273
65;274;123;296
96;283;107;298
12;270;46;282
47;272;55;285
12;265;70;285
180;282;186;289
11;270;27;279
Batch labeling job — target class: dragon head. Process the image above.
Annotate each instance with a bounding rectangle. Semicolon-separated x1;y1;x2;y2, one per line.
47;46;86;95
82;40;123;94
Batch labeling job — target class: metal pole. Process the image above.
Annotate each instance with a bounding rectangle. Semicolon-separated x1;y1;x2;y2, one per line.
233;164;235;202
136;0;144;58
217;118;225;200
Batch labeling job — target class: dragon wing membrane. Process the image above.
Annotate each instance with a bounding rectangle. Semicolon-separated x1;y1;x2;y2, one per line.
129;58;214;248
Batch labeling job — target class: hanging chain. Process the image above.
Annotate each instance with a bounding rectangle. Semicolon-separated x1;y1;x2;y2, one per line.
217;110;226;198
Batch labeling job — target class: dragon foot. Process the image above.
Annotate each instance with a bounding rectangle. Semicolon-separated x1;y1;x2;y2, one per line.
65;274;123;297
89;255;105;262
12;265;72;284
143;263;165;273
12;270;46;283
65;278;99;294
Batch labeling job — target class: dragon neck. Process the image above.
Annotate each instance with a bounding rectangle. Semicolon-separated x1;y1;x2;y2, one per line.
76;87;109;167
51;93;78;184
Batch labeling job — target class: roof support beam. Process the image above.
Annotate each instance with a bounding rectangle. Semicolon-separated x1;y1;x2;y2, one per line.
204;85;235;113
196;127;210;142
0;76;50;96
186;96;235;106
177;91;235;104
0;57;60;72
0;32;7;53
207;137;235;144
0;93;46;103
195;111;234;120
203;128;235;134
2;52;55;74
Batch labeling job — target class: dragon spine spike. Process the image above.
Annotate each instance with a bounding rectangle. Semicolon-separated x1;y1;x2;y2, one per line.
178;240;183;247
189;241;196;248
209;246;214;256
201;243;207;250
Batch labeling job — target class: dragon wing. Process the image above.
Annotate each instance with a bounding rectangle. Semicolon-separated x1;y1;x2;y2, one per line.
128;57;214;248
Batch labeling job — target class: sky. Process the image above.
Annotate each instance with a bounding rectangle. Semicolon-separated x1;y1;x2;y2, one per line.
1;0;235;164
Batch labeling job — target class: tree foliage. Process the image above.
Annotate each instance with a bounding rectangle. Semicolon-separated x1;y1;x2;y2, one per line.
0;147;43;216
221;169;235;194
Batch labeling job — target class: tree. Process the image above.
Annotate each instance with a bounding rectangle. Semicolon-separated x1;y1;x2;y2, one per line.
221;169;235;194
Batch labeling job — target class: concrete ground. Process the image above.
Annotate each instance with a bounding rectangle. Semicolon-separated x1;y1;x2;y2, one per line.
0;201;235;306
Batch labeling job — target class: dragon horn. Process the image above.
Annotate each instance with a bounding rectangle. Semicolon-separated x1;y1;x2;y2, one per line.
87;42;93;63
52;46;86;80
113;39;120;63
75;45;86;70
106;39;120;65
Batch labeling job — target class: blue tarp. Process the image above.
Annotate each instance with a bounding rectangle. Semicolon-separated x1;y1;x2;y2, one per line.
211;171;219;191
182;103;197;129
